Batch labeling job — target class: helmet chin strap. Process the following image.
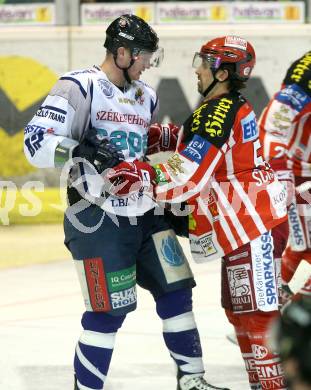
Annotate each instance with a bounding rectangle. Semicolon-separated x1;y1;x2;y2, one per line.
113;54;135;84
202;77;218;97
202;68;227;98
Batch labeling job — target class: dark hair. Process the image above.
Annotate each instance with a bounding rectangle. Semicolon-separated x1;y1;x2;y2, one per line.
221;63;247;91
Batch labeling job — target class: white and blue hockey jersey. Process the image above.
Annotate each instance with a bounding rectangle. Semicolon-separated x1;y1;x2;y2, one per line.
24;66;158;216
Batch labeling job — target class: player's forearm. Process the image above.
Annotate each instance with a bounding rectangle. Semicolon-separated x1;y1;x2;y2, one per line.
24;124;78;169
24;133;78;169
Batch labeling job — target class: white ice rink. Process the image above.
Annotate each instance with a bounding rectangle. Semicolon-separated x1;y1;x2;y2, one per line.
0;237;309;390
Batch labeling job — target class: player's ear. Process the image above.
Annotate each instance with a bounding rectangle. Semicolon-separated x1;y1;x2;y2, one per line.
117;46;129;59
117;46;124;56
216;68;229;82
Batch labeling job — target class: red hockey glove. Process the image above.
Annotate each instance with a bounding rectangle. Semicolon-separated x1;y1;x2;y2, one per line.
147;123;179;155
105;160;156;197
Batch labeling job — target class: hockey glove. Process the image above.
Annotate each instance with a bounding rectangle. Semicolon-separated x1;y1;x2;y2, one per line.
73;129;124;173
105;160;156;197
147;123;179;155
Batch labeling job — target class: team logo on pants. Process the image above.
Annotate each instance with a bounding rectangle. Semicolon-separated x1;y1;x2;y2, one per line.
153;230;193;284
252;344;268;359
161;235;184;266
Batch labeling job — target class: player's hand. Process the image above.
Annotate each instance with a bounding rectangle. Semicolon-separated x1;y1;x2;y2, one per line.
73;129;124;173
147;123;179;155
105;160;156;196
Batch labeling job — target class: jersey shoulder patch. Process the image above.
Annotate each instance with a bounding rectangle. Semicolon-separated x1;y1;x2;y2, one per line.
277;84;311;112
183;92;244;148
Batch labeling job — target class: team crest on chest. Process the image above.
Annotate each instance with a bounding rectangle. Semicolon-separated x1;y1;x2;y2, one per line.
98;79;114;98
135;87;145;105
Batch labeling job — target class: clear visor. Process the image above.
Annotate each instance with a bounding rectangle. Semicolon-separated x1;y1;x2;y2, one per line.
192;52;221;70
133;47;164;68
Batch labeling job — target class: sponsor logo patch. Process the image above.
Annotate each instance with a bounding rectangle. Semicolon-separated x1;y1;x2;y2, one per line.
154;164;169;183
278;84;311;112
181;135;211;164
111;286;137;309
84;258;111;312
227;263;255;312
118;97;136;105
200;234;217;256
191;102;208;133
24;130;44;157
241;111;258;142
225;36;247;51
153;230;192;284
252;344;269;360
161;236;185;266
190;233;217;257
257;363;286;384
24;124;46;134
166;153;185;175
251;231;278;311
119;31;134;41
96;111;148;128
205;97;234;138
107;265;136;292
35;107;66;123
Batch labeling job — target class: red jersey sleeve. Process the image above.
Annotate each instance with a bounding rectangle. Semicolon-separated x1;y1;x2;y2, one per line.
154;92;245;203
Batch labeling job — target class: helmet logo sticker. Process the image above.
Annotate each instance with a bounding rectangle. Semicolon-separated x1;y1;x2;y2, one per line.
244;67;251;76
119;32;134;41
98;79;114;98
118;18;128;28
225;36;247;51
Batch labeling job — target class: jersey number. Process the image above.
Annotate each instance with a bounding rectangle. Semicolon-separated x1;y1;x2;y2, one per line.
97;129;147;157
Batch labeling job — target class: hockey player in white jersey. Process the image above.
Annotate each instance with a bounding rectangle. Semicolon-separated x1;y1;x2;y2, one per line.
24;14;229;390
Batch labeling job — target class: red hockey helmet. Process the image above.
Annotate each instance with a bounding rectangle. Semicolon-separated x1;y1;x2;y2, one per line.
192;36;256;81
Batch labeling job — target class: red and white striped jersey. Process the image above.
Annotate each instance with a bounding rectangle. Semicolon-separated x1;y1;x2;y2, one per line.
259;51;311;177
154;91;287;262
287;113;311;177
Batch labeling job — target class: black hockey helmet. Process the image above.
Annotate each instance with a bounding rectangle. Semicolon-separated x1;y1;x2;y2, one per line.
104;14;159;55
104;14;163;83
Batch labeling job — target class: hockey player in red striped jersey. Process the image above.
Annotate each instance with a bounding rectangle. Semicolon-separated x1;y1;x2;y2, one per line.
24;15;230;390
259;52;311;305
107;36;289;389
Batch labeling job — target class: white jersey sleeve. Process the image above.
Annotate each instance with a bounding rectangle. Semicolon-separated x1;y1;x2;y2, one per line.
24;74;92;168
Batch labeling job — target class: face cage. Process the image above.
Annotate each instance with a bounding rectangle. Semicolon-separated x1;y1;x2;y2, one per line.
192;52;222;70
132;47;164;68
